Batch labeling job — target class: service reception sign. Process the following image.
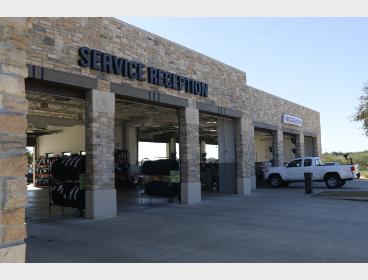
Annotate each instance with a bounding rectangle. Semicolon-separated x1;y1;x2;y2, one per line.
282;114;303;127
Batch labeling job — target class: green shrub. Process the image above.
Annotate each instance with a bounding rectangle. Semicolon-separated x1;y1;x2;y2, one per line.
321;151;368;169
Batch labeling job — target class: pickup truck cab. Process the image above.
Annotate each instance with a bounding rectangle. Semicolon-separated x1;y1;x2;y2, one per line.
263;157;355;188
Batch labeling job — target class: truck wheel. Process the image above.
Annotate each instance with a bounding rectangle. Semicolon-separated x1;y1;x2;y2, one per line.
325;174;341;189
269;174;282;188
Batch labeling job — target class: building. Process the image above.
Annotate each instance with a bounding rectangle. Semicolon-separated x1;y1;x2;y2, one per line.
0;18;321;262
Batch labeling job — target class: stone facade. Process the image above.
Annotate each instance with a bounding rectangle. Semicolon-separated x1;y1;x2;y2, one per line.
26;18;247;105
24;18;321;139
0;18;28;263
0;17;323;262
247;86;322;156
24;17;322;177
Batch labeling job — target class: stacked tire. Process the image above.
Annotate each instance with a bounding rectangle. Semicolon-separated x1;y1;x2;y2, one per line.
50;155;86;214
51;155;85;181
51;183;85;216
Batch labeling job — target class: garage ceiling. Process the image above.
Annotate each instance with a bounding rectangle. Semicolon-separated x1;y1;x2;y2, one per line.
26;91;220;144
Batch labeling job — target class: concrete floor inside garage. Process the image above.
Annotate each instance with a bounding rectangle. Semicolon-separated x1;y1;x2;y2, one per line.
26;179;368;263
26;185;182;224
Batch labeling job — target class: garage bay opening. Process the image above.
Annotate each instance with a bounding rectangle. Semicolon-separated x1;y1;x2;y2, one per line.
25;81;86;223
199;113;237;196
304;136;317;157
115;98;180;208
254;128;274;187
283;133;297;163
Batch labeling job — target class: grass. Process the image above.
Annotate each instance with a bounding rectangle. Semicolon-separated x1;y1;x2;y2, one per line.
361;170;368;178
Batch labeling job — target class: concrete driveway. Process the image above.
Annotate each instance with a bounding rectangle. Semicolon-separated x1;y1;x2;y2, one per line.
26;179;368;263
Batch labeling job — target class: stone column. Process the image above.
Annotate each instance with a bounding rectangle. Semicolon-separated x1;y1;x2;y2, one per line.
295;133;305;158
315;134;322;157
315;114;322;157
235;117;255;194
272;130;284;167
124;126;138;166
0;18;28;263
166;143;170;158
85;90;117;219
114;120;123;150
200;140;206;161
179;106;201;205
168;138;176;159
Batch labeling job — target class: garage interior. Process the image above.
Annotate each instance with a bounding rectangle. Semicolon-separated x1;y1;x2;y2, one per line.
283;133;297;164
25;81;188;222
254;128;274;185
25;78;241;223
199;113;237;195
254;127;319;186
26;82;86;223
304;136;316;157
114;97;181;208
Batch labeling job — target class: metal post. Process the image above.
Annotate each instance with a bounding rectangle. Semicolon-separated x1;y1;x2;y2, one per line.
304;172;313;194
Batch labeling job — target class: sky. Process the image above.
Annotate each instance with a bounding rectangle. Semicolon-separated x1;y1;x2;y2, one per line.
138;143;218;161
119;17;368;153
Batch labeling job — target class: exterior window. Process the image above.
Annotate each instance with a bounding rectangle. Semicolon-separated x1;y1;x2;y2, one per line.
287;159;303;167
304;159;312;167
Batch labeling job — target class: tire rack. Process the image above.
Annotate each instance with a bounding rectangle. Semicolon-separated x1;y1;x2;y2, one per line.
49;177;82;216
34;156;59;214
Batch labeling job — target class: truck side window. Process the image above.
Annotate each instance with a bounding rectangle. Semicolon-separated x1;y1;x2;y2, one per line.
304;159;312;167
287;159;303;167
315;159;321;166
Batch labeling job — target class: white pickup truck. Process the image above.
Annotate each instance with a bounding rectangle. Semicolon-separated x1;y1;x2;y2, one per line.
263;157;355;188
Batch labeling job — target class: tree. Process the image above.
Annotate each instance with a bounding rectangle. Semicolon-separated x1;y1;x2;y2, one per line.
26;150;33;165
354;82;368;135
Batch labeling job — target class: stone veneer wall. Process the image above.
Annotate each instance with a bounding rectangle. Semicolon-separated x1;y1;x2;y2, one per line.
24;17;322;194
0;18;28;262
0;17;323;262
246;86;321;132
25;18;321;134
246;86;322;156
26;18;247;107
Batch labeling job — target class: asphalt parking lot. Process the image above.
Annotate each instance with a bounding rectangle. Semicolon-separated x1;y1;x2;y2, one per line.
26;179;368;263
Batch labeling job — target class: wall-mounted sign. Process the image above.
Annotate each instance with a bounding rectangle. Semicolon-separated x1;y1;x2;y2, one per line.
282;114;303;127
78;47;208;97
